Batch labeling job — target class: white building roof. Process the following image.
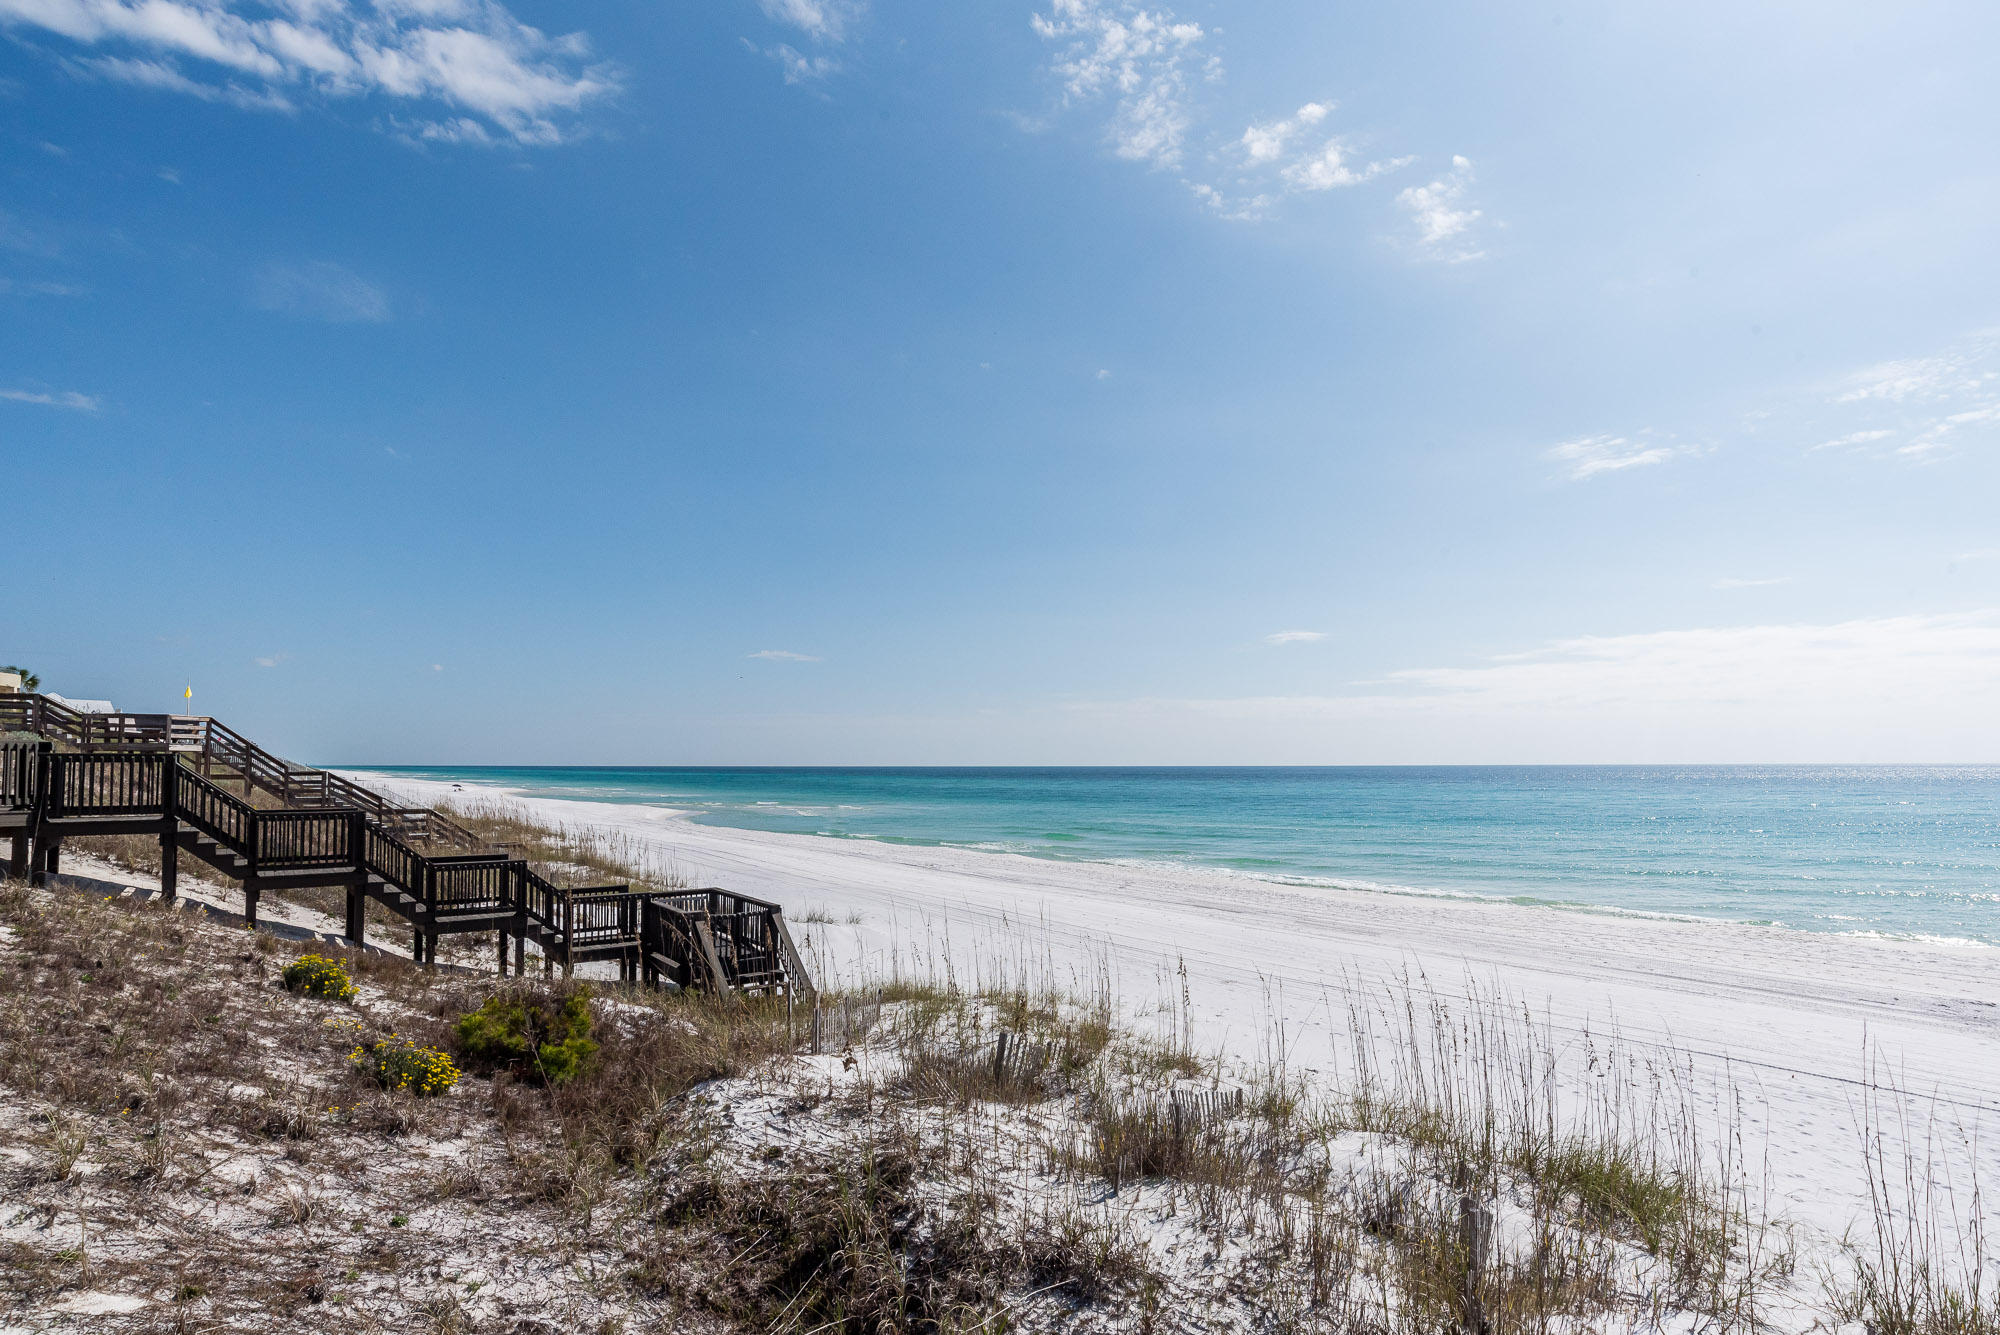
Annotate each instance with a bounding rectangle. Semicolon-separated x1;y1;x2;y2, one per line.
45;693;118;714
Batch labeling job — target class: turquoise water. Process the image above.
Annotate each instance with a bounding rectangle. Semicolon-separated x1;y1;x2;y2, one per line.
350;766;2000;947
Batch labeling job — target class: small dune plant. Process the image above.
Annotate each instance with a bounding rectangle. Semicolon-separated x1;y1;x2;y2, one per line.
455;988;598;1086
283;953;357;1003
354;1038;460;1096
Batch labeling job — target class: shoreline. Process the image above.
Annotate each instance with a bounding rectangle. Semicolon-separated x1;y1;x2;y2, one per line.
342;768;2000;1244
342;765;2000;952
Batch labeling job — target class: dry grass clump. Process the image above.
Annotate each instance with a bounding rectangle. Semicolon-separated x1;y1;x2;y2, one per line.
1827;1076;1999;1335
1331;972;1783;1319
643;1129;1148;1332
432;794;690;893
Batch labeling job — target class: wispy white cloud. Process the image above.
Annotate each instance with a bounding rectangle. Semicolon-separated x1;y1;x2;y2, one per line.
0;0;617;145
1239;101;1324;163
253;653;289;668
1957;548;2000;562
0;277;86;297
0;207;60;257
1239;103;1408;199
1712;576;1791;589
1614;331;2000;472
251;260;390;323
1265;630;1325;645
1;386;98;410
1834;353;1978;405
1028;4;1443;229
762;41;836;84
1397;155;1483;261
1381;615;2000;715
750;649;822;662
757;0;862;43
77;53;293;110
1812;332;2000;462
1032;0;1210;170
1543;432;1690;481
1899;404;2000;460
1812;428;1895;452
1280;138;1406;193
1069;613;2000;761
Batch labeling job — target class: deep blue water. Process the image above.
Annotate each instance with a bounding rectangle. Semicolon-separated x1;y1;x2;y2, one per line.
349;766;2000;947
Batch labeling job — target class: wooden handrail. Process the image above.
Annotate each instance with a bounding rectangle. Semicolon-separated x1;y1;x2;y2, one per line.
5;693;812;998
5;694;484;849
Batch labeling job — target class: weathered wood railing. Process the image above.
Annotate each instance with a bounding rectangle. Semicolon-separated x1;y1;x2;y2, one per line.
251;808;361;871
640;887;809;998
46;751;168;816
0;694;482;849
426;855;519;915
177;764;255;850
3;695;812;997
364;823;426;899
1;742;46;811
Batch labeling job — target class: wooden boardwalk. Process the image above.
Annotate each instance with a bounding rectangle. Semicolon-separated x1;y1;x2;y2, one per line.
0;694;812;999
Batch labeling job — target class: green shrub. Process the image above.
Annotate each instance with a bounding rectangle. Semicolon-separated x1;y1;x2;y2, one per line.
455;989;598;1086
283;954;357;1003
353;1038;459;1096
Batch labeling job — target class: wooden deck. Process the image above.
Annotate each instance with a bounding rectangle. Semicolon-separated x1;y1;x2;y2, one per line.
0;697;813;1000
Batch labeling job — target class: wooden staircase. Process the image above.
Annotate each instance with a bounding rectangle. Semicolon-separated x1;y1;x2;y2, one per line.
0;700;814;1000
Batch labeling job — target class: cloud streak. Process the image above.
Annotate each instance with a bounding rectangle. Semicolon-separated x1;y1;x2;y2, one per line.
0;0;617;144
749;649;822;662
1544;432;1691;481
1071;612;2000;761
757;0;862;44
251;260;390;322
1814;331;2000;462
1;386;98;410
1266;630;1325;645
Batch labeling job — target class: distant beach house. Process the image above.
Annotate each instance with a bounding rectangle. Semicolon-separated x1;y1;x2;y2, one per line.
43;692;117;714
0;671;18;694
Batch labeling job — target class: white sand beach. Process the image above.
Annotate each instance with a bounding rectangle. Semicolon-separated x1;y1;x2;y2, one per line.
349;771;2000;1255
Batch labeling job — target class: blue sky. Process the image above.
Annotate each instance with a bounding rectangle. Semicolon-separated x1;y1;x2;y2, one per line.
4;0;1999;764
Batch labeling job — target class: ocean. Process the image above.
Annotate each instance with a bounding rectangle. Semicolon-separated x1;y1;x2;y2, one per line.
348;765;2000;947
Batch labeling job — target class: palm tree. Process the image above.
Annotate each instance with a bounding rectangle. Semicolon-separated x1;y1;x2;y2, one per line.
1;666;38;691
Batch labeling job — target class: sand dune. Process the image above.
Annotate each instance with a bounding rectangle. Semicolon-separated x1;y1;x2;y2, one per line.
349;771;2000;1247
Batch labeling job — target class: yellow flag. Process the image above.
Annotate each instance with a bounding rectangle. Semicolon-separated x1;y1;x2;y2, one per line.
184;683;193;700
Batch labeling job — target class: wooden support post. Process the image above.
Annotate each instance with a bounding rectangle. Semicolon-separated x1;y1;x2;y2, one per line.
562;892;574;980
243;878;260;929
1456;1169;1491;1335
345;813;367;946
514;926;526;977
38;834;61;881
412;925;424;964
159;758;178;903
345;879;366;946
159;825;178;902
6;835;25;881
497;930;509;977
